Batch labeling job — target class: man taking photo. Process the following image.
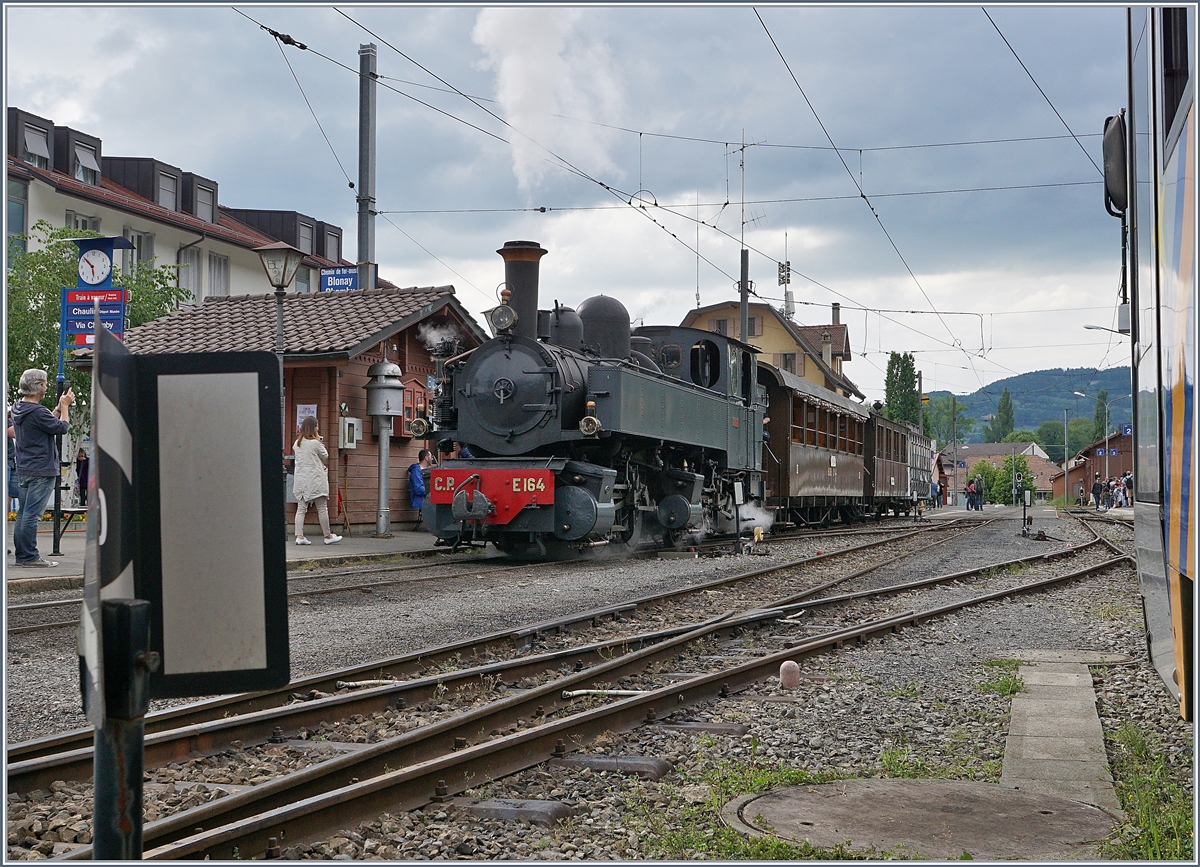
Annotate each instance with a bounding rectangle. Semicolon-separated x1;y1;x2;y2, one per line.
11;369;73;567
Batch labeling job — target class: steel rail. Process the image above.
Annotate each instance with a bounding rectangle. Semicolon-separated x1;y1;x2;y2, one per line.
7;519;987;791
121;551;1132;861
9;521;947;767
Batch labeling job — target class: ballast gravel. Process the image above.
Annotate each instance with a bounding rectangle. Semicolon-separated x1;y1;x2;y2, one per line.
6;512;1191;860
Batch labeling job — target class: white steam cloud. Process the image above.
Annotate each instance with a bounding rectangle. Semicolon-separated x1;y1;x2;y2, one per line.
416;322;464;351
472;8;625;192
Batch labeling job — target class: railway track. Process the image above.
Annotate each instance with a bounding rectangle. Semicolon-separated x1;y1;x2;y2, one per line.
81;520;1128;859
8;520;956;772
6;517;1135;859
6;519;964;636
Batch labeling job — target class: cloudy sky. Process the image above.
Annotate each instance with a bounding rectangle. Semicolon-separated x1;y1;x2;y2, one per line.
5;4;1132;405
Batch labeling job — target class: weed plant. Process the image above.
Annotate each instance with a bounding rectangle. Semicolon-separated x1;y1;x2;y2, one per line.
1103;723;1194;860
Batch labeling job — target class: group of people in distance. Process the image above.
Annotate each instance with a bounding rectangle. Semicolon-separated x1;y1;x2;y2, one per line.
1086;472;1133;510
963;476;987;510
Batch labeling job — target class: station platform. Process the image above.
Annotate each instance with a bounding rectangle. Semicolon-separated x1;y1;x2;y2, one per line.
5;519;449;594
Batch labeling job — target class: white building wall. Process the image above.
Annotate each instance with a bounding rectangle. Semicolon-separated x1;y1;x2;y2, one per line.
23;179;278;302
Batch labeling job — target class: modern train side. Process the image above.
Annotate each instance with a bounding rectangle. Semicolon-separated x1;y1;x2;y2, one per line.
1105;5;1195;720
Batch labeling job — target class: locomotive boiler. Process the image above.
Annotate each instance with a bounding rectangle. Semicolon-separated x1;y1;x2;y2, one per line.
419;240;765;558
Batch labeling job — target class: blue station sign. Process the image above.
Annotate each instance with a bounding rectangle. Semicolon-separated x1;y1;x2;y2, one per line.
320;266;358;292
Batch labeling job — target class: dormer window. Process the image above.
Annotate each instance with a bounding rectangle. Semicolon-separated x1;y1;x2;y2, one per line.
298;221;313;254
22;124;49;169
158;172;178;210
74;144;100;185
196;185;214;222
325;230;340;262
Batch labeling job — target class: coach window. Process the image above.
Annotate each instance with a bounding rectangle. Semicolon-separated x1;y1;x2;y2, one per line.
900;433;908;462
1161;7;1190;149
792;399;804;443
806;403;817;446
817;408;828;448
838;415;848;453
857;420;864;456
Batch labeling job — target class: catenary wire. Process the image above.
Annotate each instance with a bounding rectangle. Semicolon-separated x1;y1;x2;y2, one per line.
754;8;972;373
981;7;1103;176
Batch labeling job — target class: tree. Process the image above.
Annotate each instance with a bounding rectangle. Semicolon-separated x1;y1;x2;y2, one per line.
7;220;189;439
994;388;1014;440
1003;429;1040;445
1093;389;1109;442
883;352;919;425
924;395;974;446
969;455;1034;504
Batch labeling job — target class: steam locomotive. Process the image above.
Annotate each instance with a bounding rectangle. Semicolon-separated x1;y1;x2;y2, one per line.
417;241;765;558
416;240;935;558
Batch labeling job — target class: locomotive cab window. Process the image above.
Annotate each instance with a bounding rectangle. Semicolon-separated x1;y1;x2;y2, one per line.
690;340;720;389
659;344;683;369
740;351;753;404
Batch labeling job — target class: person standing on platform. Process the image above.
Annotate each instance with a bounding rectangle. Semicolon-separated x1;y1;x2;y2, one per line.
292;416;341;546
408;448;435;526
11;369;73;567
1091;474;1105;510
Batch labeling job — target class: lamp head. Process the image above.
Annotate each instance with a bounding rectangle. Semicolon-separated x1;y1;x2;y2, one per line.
254;241;305;291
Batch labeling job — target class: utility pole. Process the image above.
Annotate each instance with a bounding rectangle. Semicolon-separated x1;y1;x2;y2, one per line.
738;131;749;343
357;43;377;292
1064;408;1070;505
917;371;924;433
951;394;957;506
739;249;749;344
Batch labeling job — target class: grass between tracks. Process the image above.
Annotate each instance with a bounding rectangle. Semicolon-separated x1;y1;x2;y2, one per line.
1102;723;1194;860
615;730;1003;859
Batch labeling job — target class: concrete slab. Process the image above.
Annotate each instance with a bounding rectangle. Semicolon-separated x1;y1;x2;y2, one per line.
1021;670;1094;688
652;722;751;736
1004;779;1124;816
1004;736;1109;763
999;662;1124;820
722;779;1112;860
549;754;673;780
1012;649;1134;666
461;798;573;826
1008;713;1104;740
1001;757;1113;782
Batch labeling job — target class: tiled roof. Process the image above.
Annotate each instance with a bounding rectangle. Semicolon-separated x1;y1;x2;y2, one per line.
124;287;460;356
956;442;1041;459
794;323;851;359
7;155;342;269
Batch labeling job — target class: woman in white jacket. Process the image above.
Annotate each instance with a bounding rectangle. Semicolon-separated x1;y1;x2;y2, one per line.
293;416;341;545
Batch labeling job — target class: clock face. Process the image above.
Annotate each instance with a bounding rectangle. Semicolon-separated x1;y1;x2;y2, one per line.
78;249;112;285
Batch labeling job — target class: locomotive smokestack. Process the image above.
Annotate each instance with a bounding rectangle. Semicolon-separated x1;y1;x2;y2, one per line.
497;240;547;340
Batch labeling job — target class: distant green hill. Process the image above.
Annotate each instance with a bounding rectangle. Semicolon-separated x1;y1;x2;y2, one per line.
927;367;1132;443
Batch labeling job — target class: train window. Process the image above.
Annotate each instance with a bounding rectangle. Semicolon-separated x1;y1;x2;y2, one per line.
689;340;720;388
741;351;754;404
806;404;817;446
659;344;683;369
838;415;848;453
901;433;908;462
817;408;827;448
1162;8;1190;142
856;420;864;456
792;399;804;443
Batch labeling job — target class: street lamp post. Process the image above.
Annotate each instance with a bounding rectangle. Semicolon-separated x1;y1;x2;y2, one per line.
254;242;305;458
1073;391;1132;493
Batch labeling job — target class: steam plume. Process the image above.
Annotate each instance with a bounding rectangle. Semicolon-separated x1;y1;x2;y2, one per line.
472;8;624;192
